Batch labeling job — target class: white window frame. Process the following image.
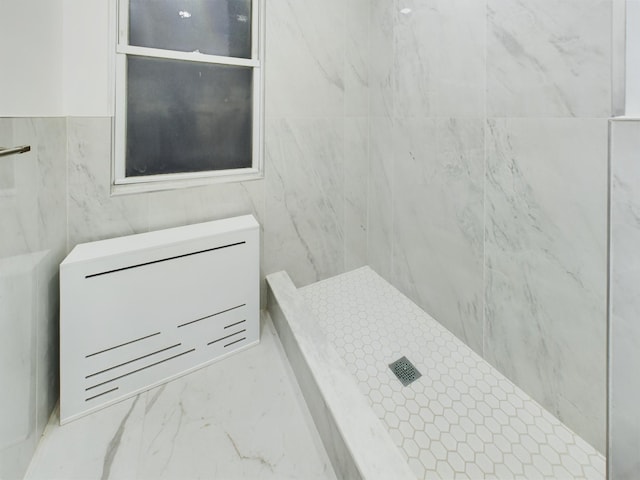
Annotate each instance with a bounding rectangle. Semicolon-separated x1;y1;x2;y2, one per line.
112;0;265;195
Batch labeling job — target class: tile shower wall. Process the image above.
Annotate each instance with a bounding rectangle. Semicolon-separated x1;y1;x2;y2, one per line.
66;0;370;289
367;0;610;452
1;2;613;477
0;118;67;480
609;119;640;479
263;0;369;285
44;0;372;317
65;116;267;303
484;118;607;451
66;117;265;248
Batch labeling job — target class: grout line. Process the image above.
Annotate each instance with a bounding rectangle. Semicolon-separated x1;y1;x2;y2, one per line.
482;0;488;360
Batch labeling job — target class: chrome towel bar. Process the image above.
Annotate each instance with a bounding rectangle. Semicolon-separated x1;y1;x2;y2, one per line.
0;145;31;157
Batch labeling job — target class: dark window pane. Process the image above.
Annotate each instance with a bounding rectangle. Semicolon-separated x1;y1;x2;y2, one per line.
129;0;252;58
125;56;253;177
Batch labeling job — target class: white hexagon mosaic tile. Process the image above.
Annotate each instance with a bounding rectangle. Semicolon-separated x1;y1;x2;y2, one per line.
300;267;605;480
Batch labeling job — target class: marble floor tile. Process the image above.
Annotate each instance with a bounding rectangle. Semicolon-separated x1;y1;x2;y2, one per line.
392;0;486;119
24;394;147;480
368;0;394;118
25;314;336;480
345;0;370;117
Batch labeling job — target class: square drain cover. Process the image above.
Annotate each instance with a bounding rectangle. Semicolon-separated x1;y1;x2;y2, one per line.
389;356;422;386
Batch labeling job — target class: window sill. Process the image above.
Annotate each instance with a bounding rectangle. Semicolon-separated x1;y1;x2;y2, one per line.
110;168;264;196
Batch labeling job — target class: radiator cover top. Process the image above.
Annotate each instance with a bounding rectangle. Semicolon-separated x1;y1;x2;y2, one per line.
60;215;260;424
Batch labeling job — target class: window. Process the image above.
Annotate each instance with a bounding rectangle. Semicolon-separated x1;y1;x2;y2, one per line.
113;0;264;193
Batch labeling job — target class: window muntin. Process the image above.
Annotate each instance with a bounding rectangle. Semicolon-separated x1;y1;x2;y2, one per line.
114;0;263;192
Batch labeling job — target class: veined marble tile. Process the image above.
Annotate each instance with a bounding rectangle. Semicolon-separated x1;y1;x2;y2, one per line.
34;118;67;255
67;117;148;248
369;0;394;117
0;119;39;258
0;120;14;193
0;433;38;480
264;117;344;287
393;0;438;118
147;180;265;305
136;317;335;480
264;0;345;118
392;0;485;118
367;116;394;280
435;0;486;118
0;118;67;480
392;117;484;355
25;395;147;480
610;121;640;274
0;252;39;480
0;191;32;258
609;119;640;478
344;117;368;271
146;180;264;233
487;0;611;117
484;118;608;452
25;316;336;480
345;0;370;117
609;309;640;479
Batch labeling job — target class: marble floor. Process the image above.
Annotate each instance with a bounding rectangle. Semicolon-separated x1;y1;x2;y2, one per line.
25;314;336;480
300;267;606;480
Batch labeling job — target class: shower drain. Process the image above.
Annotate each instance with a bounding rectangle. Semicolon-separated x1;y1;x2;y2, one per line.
389;356;422;386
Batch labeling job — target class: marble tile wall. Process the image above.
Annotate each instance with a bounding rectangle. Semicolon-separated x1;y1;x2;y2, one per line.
66;116;267;299
263;0;370;286
484;118;608;449
66;0;372;288
2;3;371;477
486;0;611;118
0;118;67;480
66;117;264;247
609;119;640;479
392;117;485;354
366;1;611;452
1;1;616;476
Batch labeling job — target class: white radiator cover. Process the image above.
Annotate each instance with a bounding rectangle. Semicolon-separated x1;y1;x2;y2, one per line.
60;215;260;424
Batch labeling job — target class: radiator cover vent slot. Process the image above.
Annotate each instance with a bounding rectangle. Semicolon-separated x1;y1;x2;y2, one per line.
60;215;260;424
389;356;422;386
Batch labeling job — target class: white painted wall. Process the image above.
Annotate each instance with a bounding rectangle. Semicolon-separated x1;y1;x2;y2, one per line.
0;0;64;116
0;0;113;117
62;0;113;116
